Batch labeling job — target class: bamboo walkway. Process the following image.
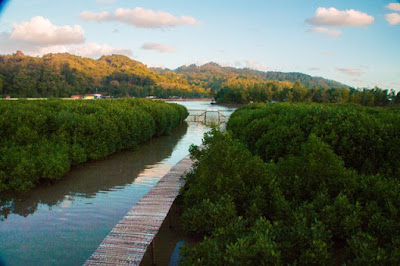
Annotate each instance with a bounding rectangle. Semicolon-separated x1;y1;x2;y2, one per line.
85;155;193;265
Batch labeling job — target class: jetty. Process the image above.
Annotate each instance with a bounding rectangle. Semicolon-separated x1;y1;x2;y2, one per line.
85;155;194;265
186;109;229;125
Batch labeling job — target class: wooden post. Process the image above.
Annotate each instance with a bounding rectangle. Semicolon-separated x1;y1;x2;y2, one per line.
204;111;207;125
151;240;156;266
168;211;173;228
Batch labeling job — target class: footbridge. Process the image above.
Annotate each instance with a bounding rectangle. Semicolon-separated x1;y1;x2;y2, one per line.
186;109;230;125
85;156;193;265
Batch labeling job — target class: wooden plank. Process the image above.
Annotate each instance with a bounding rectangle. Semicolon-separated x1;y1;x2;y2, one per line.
85;156;193;266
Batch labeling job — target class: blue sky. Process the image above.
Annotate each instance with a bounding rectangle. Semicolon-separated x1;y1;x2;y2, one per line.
0;0;399;90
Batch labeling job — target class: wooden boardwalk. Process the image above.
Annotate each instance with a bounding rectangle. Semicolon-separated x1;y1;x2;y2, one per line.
85;155;193;265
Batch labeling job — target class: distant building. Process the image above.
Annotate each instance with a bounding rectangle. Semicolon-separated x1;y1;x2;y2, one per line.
83;93;103;100
146;96;156;99
84;94;95;100
71;95;83;99
5;94;11;99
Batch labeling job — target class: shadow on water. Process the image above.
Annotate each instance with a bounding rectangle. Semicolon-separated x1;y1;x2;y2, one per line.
0;123;188;221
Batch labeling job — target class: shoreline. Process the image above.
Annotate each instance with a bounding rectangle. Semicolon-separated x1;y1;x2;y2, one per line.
155;98;213;102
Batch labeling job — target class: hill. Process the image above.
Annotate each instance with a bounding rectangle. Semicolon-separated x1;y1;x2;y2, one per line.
159;63;396;105
171;62;350;91
0;51;208;98
1;52;396;105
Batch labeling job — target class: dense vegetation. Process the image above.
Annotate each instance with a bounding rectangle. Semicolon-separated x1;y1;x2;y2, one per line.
0;99;188;192
172;62;348;91
2;51;398;106
180;103;400;264
0;51;209;98
215;81;400;106
171;62;399;106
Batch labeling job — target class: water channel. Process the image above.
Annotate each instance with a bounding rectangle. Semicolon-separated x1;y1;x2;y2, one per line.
0;101;236;266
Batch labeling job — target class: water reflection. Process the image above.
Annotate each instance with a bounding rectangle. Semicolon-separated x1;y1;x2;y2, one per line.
0;101;236;266
0;123;188;221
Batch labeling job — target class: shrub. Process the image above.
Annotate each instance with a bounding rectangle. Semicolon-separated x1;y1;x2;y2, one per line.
180;104;400;264
0;99;188;192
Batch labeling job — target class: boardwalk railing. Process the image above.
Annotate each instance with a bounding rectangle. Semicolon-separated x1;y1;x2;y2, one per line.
85;156;193;265
186;109;229;125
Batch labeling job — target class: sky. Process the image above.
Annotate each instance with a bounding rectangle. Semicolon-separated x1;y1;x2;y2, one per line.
0;0;399;90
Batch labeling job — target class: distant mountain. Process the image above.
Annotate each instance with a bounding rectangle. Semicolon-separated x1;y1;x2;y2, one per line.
0;52;206;98
0;52;352;99
172;62;350;90
166;62;398;106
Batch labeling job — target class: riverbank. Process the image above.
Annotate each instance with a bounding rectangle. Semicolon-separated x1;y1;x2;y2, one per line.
140;197;200;266
179;103;400;264
155;98;213;102
0;99;188;193
0;101;237;265
215;102;246;108
85;155;193;265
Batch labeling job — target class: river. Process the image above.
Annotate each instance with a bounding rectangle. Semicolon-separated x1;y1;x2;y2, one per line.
0;101;236;266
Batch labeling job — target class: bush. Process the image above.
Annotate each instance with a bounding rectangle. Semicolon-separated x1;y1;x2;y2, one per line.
228;103;400;177
180;104;400;264
0;99;188;192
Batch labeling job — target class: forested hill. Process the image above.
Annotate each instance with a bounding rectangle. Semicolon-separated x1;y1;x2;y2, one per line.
169;62;350;91
160;63;399;106
2;52;389;103
0;51;208;98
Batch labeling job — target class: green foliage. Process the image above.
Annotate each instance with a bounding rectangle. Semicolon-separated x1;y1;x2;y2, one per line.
228;103;400;177
180;104;400;264
0;52;209;98
215;80;397;106
0;99;188;192
182;197;237;236
175;62;349;93
2;52;396;103
182;130;278;222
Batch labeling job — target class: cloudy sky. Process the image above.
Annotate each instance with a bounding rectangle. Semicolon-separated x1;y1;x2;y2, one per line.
0;0;399;90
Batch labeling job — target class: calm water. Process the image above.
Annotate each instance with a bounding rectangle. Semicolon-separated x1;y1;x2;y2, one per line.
0;101;236;266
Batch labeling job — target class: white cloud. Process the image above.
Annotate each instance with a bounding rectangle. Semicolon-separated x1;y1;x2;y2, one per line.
386;3;400;11
307;27;342;39
10;16;85;45
243;60;269;71
68;43;132;58
0;16;132;59
141;42;175;53
0;32;35;54
0;32;131;58
234;61;242;67
147;63;167;68
79;11;112;22
195;60;269;71
79;7;200;28
306;7;374;27
97;0;115;3
115;7;199;28
336;67;364;77
37;45;69;55
386;13;400;25
323;51;335;56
